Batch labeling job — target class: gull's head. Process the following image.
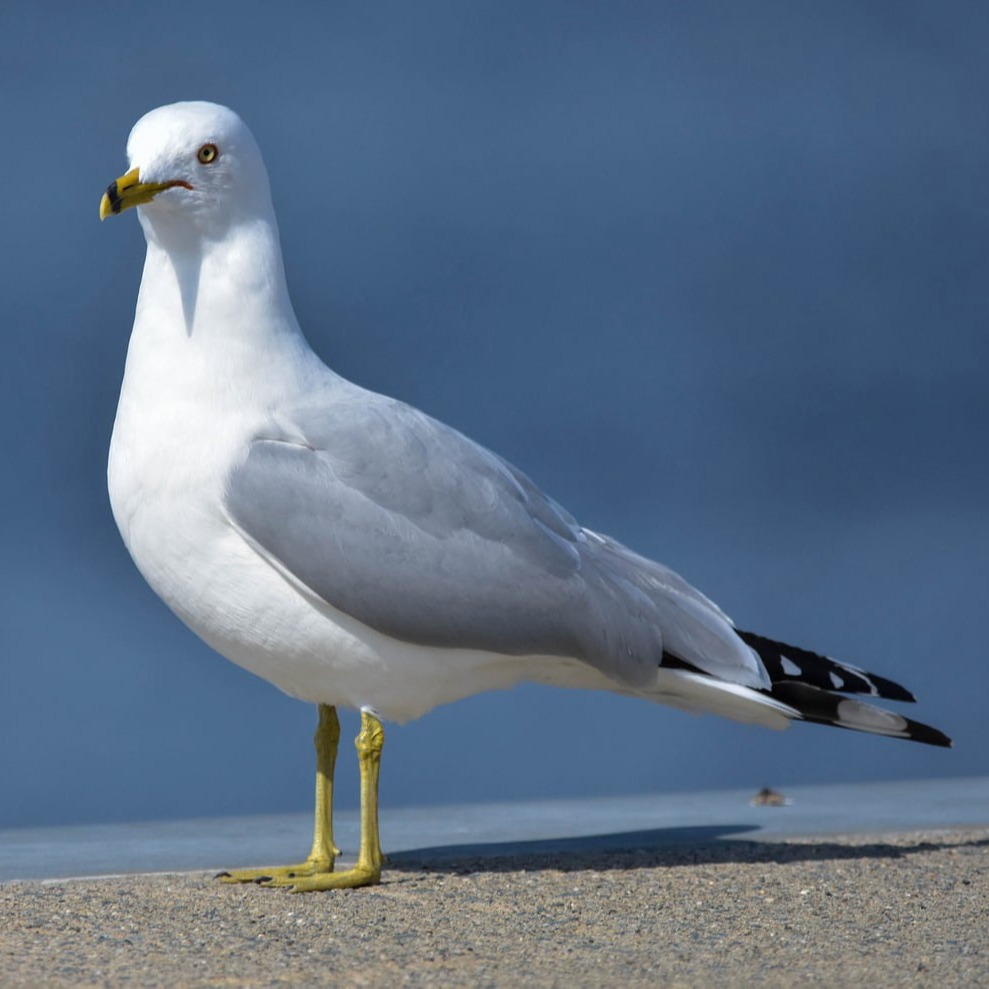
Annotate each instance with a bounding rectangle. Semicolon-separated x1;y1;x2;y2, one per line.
100;101;272;239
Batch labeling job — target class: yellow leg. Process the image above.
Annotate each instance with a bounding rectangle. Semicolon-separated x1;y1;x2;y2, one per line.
307;704;343;866
263;710;384;892
217;704;341;884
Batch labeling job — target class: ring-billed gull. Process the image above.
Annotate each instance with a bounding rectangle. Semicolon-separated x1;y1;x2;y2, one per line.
99;102;950;892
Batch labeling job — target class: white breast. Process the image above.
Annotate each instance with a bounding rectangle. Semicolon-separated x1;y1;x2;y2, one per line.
107;296;569;722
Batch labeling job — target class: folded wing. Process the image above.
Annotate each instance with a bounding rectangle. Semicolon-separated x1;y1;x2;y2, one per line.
223;383;766;691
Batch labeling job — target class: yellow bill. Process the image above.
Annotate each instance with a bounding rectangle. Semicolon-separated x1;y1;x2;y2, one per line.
99;168;192;220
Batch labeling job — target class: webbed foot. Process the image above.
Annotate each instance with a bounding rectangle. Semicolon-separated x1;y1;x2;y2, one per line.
216;854;337;885
258;862;380;892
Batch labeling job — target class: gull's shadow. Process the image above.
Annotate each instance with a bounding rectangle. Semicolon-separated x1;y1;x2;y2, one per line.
387;826;989;874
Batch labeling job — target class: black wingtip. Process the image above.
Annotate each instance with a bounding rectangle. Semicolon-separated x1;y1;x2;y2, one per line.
904;721;953;748
866;672;916;704
736;628;919;703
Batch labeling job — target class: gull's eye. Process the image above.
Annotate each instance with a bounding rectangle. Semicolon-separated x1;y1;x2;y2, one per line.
197;143;219;164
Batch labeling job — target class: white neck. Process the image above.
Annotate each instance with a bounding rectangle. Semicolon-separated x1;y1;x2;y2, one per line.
115;209;331;430
136;209;301;344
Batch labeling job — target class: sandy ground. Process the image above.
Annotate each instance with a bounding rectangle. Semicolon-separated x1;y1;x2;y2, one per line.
2;828;986;988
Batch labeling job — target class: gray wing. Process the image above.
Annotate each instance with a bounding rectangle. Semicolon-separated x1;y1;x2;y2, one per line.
224;384;767;690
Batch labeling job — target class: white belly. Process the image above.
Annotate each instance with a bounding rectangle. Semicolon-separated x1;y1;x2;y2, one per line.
107;394;589;722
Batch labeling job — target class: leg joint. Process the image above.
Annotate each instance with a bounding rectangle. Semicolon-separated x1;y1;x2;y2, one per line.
355;712;384;759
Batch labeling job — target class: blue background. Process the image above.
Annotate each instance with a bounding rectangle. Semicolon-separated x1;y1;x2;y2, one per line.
1;1;986;829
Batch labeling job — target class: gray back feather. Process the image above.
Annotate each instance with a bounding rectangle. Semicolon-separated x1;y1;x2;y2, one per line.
225;382;766;690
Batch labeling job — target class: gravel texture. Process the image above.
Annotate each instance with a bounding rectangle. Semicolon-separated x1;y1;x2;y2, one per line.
2;828;986;988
